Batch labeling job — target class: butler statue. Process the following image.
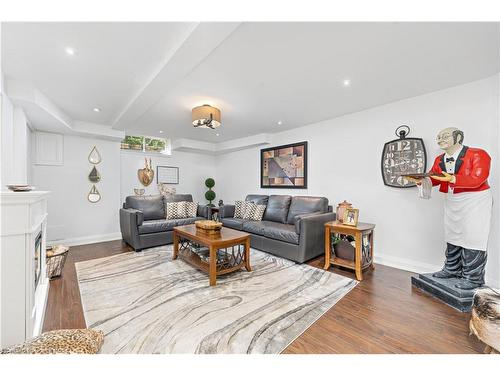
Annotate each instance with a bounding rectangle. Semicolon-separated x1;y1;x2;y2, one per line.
407;127;493;290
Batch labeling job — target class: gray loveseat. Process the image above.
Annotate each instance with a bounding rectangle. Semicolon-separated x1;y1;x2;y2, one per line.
219;194;335;263
120;194;210;251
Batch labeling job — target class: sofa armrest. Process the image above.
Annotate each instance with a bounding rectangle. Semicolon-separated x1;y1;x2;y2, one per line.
197;205;210;219
296;212;336;262
219;204;235;219
293;211;322;233
119;208;144;250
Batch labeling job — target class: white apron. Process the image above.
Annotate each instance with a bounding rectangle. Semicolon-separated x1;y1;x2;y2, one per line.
444;189;493;251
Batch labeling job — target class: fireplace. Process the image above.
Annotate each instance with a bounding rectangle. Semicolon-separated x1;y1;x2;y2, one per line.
1;190;51;348
34;231;42;288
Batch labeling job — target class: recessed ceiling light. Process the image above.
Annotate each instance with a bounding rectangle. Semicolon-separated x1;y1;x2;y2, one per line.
216;133;220;137
65;47;76;56
93;107;101;112
277;120;283;125
159;130;164;134
343;79;351;87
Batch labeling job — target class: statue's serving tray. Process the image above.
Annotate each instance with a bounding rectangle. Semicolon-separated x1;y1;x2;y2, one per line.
401;172;445;179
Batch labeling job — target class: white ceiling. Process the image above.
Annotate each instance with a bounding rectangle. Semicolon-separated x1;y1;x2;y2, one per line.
2;22;499;143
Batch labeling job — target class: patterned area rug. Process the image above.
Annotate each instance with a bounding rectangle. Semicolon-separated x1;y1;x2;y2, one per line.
75;245;357;354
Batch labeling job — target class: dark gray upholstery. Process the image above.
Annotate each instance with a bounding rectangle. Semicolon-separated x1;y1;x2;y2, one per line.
137;216;205;234
222;194;335;263
262;221;299;244
263;195;292;223
220;217;246;230
242;221;267;236
286;196;329;224
245;194;269;205
120;194;210;251
219;204;235;219
125;195;165;220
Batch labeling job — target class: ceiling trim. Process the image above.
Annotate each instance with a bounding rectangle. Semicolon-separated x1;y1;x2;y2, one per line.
172;133;272;155
111;22;242;130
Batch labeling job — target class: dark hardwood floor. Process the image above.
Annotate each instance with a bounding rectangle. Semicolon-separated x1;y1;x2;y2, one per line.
42;240;484;354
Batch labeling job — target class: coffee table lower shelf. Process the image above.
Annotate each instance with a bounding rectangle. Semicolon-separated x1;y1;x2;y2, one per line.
172;225;251;286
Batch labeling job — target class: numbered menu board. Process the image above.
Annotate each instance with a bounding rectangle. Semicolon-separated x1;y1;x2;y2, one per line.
381;137;427;188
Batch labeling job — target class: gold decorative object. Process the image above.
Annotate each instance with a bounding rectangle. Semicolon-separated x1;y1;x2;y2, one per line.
134;188;145;196
88;146;102;164
138;158;154;187
87;185;101;203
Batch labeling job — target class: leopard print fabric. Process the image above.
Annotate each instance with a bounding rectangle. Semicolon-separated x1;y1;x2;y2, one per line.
1;329;104;354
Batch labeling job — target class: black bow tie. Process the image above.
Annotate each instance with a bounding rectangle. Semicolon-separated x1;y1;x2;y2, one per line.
446;157;455;163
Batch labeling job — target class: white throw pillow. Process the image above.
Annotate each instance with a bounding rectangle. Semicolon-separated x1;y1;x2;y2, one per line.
185;202;198;218
234;200;247;219
242;203;266;221
166;201;188;219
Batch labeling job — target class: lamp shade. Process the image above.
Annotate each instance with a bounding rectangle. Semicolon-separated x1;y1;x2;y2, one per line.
192;105;221;128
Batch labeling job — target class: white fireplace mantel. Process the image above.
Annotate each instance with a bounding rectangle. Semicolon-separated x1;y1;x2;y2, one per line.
0;190;51;348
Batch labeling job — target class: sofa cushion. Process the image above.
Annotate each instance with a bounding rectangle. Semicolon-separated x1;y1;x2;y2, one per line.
221;217;247;230
286;196;329;224
263;195;292;223
125;195;165;220
242;221;267;236
138;217;204;234
245;194;269;205
262;221;299;244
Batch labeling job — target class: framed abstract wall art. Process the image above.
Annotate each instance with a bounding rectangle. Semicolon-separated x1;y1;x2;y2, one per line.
261;141;307;188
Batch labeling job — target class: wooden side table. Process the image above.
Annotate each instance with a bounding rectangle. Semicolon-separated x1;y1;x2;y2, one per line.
323;221;375;281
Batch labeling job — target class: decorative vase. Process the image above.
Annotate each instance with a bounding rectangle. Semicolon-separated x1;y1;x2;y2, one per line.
336;200;352;223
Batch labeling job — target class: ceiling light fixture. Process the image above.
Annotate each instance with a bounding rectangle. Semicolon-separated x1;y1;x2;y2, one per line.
192;104;221;129
93;107;101;112
159;130;164;134
277;120;283;125
65;47;76;56
216;133;220;137
343;79;351;87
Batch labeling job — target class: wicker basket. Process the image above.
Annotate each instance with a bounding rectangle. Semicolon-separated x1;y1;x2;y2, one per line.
46;245;69;279
195;220;222;231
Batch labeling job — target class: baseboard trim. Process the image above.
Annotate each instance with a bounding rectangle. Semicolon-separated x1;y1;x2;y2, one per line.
374;252;499;288
374;253;438;275
47;232;122;247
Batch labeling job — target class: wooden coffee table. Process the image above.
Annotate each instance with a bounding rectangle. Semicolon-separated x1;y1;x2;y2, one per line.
172;224;251;286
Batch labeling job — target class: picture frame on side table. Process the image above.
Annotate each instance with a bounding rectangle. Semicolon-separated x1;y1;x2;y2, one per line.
260;141;307;188
343;208;359;226
157;166;179;184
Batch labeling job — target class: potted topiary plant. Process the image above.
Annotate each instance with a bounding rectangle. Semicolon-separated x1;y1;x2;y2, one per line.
205;178;216;207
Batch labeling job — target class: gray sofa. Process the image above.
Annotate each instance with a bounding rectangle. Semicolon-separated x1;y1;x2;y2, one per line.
120;194;210;251
219;194;335;263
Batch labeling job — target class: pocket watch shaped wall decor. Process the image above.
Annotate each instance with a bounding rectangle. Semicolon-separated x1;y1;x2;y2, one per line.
381;125;427;188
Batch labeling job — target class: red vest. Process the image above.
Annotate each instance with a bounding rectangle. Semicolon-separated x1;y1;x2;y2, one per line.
430;146;490;194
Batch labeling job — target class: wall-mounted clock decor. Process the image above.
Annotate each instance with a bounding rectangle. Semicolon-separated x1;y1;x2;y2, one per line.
381;125;427;188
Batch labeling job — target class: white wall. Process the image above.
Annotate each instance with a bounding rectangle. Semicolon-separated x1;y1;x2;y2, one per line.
32;135;122;245
31;134;217;245
120;150;217;205
215;75;500;287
